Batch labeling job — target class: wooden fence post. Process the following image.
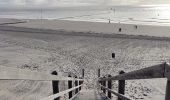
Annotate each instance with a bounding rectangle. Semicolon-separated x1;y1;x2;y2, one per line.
51;71;59;100
101;80;103;91
103;76;106;94
112;53;115;58
108;75;112;99
79;69;84;91
79;78;84;91
82;69;85;78
118;70;125;100
98;69;102;91
98;69;100;77
165;80;170;100
75;76;78;94
68;75;72;99
79;79;81;91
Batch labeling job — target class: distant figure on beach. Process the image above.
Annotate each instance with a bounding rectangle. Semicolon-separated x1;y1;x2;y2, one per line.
134;25;138;29
129;18;133;20
113;9;115;14
119;28;121;32
109;19;110;23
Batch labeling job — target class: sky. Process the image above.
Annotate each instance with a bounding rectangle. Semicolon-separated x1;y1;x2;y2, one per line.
0;0;170;7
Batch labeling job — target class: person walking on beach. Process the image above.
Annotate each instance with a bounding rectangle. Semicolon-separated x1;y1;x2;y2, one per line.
119;28;121;32
109;19;111;23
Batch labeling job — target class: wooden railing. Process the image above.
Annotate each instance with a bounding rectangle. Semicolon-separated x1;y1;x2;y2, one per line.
98;62;170;100
0;65;84;100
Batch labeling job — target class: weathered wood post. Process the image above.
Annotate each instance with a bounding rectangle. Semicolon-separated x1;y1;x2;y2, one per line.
118;70;125;100
82;69;85;78
79;79;82;91
112;53;115;58
98;69;102;90
68;75;72;99
165;62;170;100
165;80;170;100
79;69;84;91
103;76;106;94
108;75;112;99
98;69;100;77
51;71;59;100
101;80;103;91
75;76;78;94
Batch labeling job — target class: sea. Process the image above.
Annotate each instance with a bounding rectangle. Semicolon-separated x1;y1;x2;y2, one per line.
0;5;170;25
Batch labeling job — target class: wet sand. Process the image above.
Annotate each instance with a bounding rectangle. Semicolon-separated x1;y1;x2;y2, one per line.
6;19;170;38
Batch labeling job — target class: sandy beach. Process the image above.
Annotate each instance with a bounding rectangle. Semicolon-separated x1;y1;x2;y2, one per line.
0;18;170;100
4;19;170;38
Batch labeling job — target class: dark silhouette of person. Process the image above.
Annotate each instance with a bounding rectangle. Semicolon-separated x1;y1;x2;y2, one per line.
109;19;110;23
119;28;121;32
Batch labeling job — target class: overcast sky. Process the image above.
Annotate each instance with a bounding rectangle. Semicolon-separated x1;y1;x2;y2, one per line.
0;0;170;7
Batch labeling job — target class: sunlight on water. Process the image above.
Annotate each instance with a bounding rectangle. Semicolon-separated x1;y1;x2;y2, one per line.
149;5;170;19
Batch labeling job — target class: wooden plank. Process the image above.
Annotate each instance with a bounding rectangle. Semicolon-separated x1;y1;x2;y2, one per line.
99;85;131;100
99;92;111;100
40;85;82;100
69;92;80;100
99;63;166;81
73;89;103;100
0;66;83;81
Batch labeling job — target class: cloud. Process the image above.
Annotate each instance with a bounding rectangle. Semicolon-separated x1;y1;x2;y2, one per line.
0;0;170;7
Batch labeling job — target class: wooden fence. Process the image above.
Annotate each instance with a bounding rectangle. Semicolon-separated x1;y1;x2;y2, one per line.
98;62;170;100
0;65;84;100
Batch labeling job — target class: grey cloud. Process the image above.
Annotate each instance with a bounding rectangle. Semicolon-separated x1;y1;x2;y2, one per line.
0;0;170;7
